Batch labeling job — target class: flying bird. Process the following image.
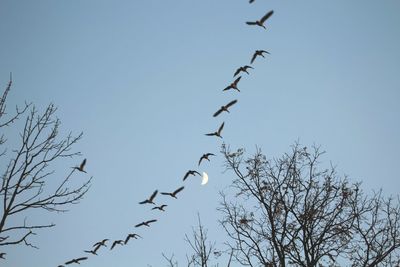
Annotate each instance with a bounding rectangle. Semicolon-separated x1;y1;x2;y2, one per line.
205;122;225;138
110;240;124;250
124;233;142;244
0;253;5;259
223;76;241;92
246;10;274;29
250;50;270;64
198;153;215;166
183;170;201;181
213;100;238;117
83;248;98;255
139;190;158;205
234;65;253;77
161;186;185;199
73;159;87;173
135;219;157;228
65;257;88;265
152;204;168;211
93;238;108;248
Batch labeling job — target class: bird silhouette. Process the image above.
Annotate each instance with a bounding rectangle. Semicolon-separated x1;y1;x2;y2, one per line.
223;76;241;92
152;204;168;211
83;247;99;255
249;0;255;3
161;186;185;199
65;257;88;265
246;10;274;29
135;219;157;228
250;50;270;64
234;65;253;77
198;153;215;166
139;190;158;205
124;233;142;244
110;240;124;250
213;100;238;117
93;238;108;248
73;159;87;173
183;170;201;181
205;122;225;138
0;253;5;259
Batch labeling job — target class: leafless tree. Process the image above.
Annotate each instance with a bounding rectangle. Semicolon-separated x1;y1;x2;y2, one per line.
0;75;92;250
218;143;400;267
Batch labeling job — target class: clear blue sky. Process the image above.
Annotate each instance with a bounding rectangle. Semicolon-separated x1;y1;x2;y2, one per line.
1;0;399;266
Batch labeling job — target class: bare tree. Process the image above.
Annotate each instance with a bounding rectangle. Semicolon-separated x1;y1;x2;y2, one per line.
218;143;400;267
0;75;92;251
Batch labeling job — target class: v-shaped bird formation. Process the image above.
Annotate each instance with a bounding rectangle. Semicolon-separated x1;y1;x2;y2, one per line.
55;2;273;266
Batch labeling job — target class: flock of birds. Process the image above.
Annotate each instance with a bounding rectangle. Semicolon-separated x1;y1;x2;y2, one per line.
51;4;274;267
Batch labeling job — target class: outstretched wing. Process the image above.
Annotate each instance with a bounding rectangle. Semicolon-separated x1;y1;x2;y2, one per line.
250;52;258;64
246;21;257;25
79;159;87;170
225;99;238;109
233;68;241;77
218;122;225;135
183;171;190;181
65;260;75;265
76;257;88;262
173;186;185;195
260;10;274;24
223;85;232;91
135;222;145;228
160;192;171;196
198;156;204;166
205;132;216;136
213;108;224;117
146;219;157;224
148;190;158;202
233;76;241;85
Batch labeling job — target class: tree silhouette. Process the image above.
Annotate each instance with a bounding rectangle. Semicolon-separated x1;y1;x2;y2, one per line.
0;76;92;251
217;143;400;267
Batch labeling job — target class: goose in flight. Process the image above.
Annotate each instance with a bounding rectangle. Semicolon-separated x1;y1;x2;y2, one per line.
198;153;215;166
124;233;142;244
234;66;253;77
84;247;99;255
213;100;237;117
205;122;225;138
250;50;270;64
161;186;185;199
223;77;241;92
139;190;158;205
183;170;201;181
65;257;88;265
246;10;274;29
152;204;168;211
93;239;108;248
135;219;157;228
73;159;87;173
110;240;124;250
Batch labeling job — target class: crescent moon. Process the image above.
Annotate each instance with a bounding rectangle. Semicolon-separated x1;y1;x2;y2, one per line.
201;172;209;185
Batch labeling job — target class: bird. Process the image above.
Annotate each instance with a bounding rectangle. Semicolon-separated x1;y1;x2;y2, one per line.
234;65;253;77
161;186;185;199
124;233;142;244
135;219;157;228
152;204;168;211
65;257;88;265
139;190;158;205
73;159;87;173
223;76;241;92
250;50;270;64
93;238;108;248
249;0;255;3
246;10;274;29
110;240;124;250
83;247;98;255
0;252;5;259
213;100;238;117
198;153;215;166
183;170;201;181
205;122;224;138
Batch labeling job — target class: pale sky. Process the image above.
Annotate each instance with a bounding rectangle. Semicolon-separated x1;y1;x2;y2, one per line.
1;0;399;266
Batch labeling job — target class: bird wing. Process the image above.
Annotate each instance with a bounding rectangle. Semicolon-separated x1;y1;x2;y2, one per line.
225;99;238;108
146;219;157;224
260;50;270;55
233;68;241;77
223;85;232;91
138;200;148;204
194;171;201;176
213;108;223;117
160;192;170;196
218;122;225;134
244;65;253;70
124;235;131;244
135;222;145;227
206;153;215;157
260;10;274;24
234;76;241;85
249;0;255;3
183;171;190;181
173;186;185;195
80;159;87;170
198;156;204;166
149;190;158;202
65;260;75;265
151;206;158;210
77;257;88;262
205;132;216;136
246;21;257;25
250;52;258;64
161;204;168;209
